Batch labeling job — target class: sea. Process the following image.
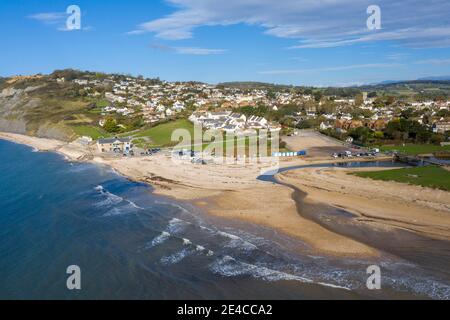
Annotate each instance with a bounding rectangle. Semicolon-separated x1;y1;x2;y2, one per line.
0;139;449;300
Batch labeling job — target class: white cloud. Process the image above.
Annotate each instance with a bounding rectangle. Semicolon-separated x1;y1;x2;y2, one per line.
28;12;66;24
174;47;227;55
129;0;450;48
386;53;409;60
414;58;450;65
150;43;226;55
259;63;402;75
28;11;90;32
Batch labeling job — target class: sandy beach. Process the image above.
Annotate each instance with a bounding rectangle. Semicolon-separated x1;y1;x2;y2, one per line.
1;131;449;261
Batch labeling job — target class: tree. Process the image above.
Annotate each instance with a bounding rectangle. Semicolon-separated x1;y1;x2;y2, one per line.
374;131;384;139
386;96;396;105
400;108;415;119
348;127;374;144
355;94;364;106
436;109;450;118
103;118;119;133
313;91;322;102
318;99;336;114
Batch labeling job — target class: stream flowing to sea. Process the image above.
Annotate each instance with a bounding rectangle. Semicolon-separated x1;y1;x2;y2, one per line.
0;139;449;299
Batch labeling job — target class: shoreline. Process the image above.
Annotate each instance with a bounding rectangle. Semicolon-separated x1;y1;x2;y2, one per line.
2;131;449;262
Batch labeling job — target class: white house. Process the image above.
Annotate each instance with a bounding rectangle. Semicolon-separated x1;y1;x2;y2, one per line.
165;108;174;116
156;105;166;113
173;101;185;112
247;115;268;129
320;122;333;130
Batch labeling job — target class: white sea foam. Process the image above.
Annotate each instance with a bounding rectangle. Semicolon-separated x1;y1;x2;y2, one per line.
94;185;143;211
160;249;194;265
102;207;124;217
210;256;350;290
217;231;240;240
166;218;189;234
218;231;258;252
94;185;123;207
125;199;144;210
144;231;171;249
196;245;205;252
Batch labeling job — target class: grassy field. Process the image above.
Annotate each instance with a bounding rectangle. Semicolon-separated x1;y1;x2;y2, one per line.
198;136;287;157
71;125;109;140
96;100;110;107
379;144;450;155
135;119;194;147
132;119;290;155
352;166;450;191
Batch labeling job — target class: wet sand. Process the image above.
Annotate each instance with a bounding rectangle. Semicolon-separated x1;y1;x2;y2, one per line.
276;166;450;278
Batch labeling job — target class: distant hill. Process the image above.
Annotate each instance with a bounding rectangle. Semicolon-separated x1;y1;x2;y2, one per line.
219;80;450;98
217;81;299;90
417;76;450;81
369;76;450;86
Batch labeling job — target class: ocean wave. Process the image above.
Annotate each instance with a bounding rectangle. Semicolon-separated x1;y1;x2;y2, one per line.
94;185;123;207
382;273;450;300
196;245;205;252
125;199;144;210
218;231;259;252
144;231;171;250
166;217;190;234
210;256;350;291
217;231;240;240
160;248;195;265
102;207;124;217
195;245;213;256
95;185;143;212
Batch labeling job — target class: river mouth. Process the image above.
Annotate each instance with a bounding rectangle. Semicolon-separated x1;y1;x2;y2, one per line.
257;160;450;299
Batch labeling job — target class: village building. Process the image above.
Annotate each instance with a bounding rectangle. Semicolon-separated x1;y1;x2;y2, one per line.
433;121;450;134
97;137;133;153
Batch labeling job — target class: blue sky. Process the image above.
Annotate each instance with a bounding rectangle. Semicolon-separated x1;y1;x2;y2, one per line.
1;0;450;86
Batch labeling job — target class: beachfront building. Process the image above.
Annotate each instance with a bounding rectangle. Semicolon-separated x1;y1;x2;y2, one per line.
97;137;133;153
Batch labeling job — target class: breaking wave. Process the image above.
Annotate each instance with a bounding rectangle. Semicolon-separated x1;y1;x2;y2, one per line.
95;185;143;214
144;231;171;249
160;249;195;265
95;185;123;207
166;218;190;234
210;256;350;291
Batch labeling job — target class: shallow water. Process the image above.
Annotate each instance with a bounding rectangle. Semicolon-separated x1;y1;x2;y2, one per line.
0;139;449;299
